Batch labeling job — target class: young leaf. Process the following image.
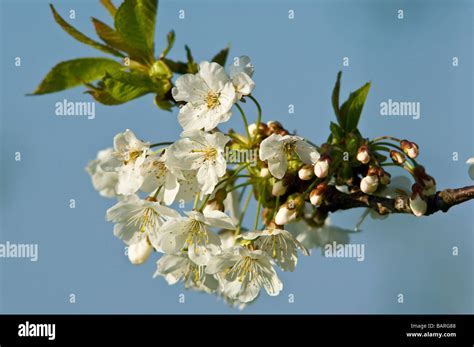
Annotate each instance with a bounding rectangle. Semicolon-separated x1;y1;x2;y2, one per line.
154;95;174;112
97;70;170;104
329;121;344;143
114;0;157;63
185;45;198;73
340;81;371;131
100;0;117;17
49;4;123;58
162;58;188;74
212;47;230;66
91;18;144;61
332;71;343;127
160;30;175;59
31;58;122;95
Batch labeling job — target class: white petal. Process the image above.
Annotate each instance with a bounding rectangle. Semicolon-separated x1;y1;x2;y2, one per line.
203;210;236;230
295;140;320;164
172;74;208;102
268;158;287;179
198;61;229;91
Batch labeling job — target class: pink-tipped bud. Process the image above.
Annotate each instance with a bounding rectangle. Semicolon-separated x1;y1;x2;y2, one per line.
298;165;314;181
400;140;419;159
356;145;370;164
309;183;327;206
390;150;406;164
314;155;330;178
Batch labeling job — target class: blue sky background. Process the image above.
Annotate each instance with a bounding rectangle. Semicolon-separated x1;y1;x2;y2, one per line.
0;0;472;313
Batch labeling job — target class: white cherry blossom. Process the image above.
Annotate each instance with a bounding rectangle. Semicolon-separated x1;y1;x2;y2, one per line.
157;210;235;266
106;195;180;250
259;134;320;179
242;228;309;272
228;55;255;99
86;148;120;198
206;246;283;303
172;61;236;131
167;130;230;195
154;253;218;293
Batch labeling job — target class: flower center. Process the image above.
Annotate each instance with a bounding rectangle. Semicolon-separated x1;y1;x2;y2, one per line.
184;219;209;248
127;207;160;233
124;150;142;165
192;147;218;161
205;91;220;109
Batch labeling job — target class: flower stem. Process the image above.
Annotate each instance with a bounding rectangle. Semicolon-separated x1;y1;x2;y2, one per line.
236;189;253;235
253;185;263;230
247;95;262;144
235;103;251;145
371;136;401;143
193;193;200;210
227;182;252;193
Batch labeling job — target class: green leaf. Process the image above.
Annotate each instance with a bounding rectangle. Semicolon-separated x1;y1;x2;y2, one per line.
91;18;143;60
49;4;123;58
340;81;371;131
91;70;171;104
332;71;343;126
211;47;230;66
114;0;157;62
329;122;344;142
100;0;117;17
160;30;175;59
31;58;122;95
162;58;188;74
154;95;174;112
185;45;198;73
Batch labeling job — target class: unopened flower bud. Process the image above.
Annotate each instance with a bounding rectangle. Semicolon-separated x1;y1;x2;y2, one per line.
309;183;328;206
275;204;297;225
401;140;419;159
128;238;153;265
413;165;436;196
409;184;427;217
260;167;270;178
298;165;314;181
360;174;379;194
272;180;288;197
390;150;406;164
314;155;330;178
356;145;370;164
248;123;258;137
203;199;225;213
266;121;286;136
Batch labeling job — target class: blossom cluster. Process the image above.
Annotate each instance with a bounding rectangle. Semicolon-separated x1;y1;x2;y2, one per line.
86;57;318;306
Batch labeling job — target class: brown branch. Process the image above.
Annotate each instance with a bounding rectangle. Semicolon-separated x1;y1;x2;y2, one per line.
317;185;474;217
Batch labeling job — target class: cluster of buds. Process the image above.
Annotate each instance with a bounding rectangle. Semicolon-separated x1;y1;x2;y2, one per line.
248;120;290;139
400;139;419;159
409;183;427;217
309;183;328;206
